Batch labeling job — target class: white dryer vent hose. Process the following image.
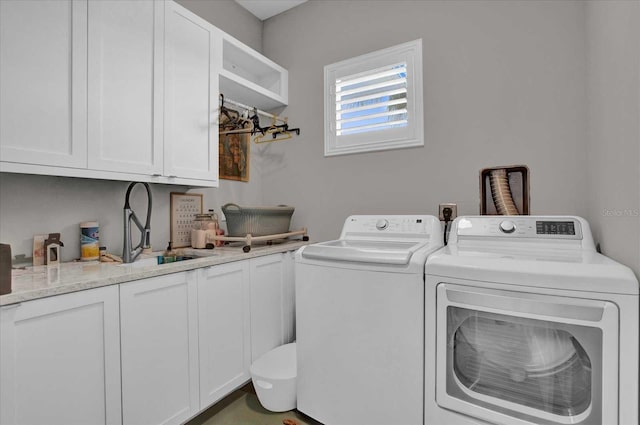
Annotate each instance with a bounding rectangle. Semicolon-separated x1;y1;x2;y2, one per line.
489;169;520;215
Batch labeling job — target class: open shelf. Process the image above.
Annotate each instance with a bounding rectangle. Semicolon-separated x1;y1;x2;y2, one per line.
220;35;288;110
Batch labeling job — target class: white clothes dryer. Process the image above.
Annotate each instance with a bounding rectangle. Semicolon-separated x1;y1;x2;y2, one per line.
296;215;443;425
425;216;639;425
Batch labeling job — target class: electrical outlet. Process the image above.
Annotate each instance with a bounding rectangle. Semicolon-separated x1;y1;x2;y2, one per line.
438;203;458;221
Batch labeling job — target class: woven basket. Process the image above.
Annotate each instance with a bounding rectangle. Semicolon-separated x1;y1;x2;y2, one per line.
222;203;294;237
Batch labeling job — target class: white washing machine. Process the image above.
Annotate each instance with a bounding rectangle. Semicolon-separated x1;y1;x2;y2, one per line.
296;215;443;425
425;216;639;425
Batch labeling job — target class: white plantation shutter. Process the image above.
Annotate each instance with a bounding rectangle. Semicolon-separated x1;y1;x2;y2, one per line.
336;63;408;136
325;39;423;156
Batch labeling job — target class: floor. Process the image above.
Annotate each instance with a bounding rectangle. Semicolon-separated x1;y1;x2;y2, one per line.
187;384;322;425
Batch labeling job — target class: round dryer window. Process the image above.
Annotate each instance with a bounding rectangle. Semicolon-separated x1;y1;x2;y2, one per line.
448;308;593;417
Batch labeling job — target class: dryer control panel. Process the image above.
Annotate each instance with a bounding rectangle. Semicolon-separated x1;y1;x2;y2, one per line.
455;216;584;240
535;220;576;235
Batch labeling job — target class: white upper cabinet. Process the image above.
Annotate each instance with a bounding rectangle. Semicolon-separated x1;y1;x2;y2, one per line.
87;0;164;176
0;0;87;168
220;34;288;110
0;0;287;186
164;1;219;183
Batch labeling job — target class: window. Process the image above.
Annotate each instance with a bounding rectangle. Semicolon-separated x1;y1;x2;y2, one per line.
324;39;423;156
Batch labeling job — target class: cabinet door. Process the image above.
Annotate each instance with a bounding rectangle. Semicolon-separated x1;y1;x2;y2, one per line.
198;262;251;409
282;250;296;342
120;272;199;425
0;286;121;425
0;0;87;168
87;0;163;175
250;253;288;361
164;1;219;183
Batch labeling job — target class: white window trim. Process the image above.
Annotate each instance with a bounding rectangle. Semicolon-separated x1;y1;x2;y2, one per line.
324;39;423;157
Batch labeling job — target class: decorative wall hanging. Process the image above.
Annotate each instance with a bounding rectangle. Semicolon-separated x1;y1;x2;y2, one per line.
219;131;250;182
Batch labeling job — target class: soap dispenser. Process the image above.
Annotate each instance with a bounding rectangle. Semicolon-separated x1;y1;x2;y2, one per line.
164;241;176;262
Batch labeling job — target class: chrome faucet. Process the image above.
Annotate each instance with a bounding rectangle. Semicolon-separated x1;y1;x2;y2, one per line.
123;182;152;263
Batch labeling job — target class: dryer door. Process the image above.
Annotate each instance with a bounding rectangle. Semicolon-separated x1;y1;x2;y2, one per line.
435;283;618;425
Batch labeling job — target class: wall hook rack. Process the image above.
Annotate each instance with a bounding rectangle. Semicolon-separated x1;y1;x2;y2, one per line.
218;94;301;143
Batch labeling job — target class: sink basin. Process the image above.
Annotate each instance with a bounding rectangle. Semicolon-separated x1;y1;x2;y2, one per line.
118;257;158;268
118;252;216;268
180;249;218;258
156;255;201;264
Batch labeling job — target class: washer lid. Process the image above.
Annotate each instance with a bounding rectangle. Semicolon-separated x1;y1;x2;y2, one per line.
301;240;425;265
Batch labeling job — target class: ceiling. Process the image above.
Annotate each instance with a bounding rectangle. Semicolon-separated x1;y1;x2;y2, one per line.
235;0;307;20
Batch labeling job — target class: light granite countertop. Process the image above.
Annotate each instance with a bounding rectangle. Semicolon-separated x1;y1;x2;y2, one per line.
1;241;307;306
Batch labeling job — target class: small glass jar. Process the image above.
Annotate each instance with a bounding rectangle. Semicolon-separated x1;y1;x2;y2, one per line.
191;214;214;248
192;213;215;231
192;212;221;249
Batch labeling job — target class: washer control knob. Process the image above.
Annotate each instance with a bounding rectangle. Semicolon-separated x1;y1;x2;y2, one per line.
376;219;389;230
499;220;516;234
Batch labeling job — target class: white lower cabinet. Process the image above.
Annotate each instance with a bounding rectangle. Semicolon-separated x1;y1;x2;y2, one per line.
0;252;297;424
0;286;122;425
282;251;296;342
197;254;296;410
249;253;295;362
197;262;251;409
120;271;199;425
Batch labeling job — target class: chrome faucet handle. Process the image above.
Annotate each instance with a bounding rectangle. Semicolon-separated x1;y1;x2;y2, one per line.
143;228;151;249
124;208;144;263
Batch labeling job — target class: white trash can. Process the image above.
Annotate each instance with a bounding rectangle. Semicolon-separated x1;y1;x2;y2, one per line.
250;342;297;412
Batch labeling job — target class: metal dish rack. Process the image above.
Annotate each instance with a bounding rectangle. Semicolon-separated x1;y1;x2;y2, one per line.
213;228;309;252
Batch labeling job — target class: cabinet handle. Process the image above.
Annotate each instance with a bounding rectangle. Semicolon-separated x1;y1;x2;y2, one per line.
168;175;177;178
151;173;162;177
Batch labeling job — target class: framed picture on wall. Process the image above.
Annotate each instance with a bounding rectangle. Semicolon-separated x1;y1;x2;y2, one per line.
170;192;203;248
219;132;250;182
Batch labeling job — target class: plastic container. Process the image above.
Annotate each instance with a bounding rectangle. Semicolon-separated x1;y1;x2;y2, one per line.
250;343;297;412
80;221;99;261
222;203;294;237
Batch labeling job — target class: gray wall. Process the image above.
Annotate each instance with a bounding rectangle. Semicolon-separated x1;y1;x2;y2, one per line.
262;1;590;240
585;1;640;276
0;0;264;262
0;173;178;262
1;1;638;278
177;0;262;52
